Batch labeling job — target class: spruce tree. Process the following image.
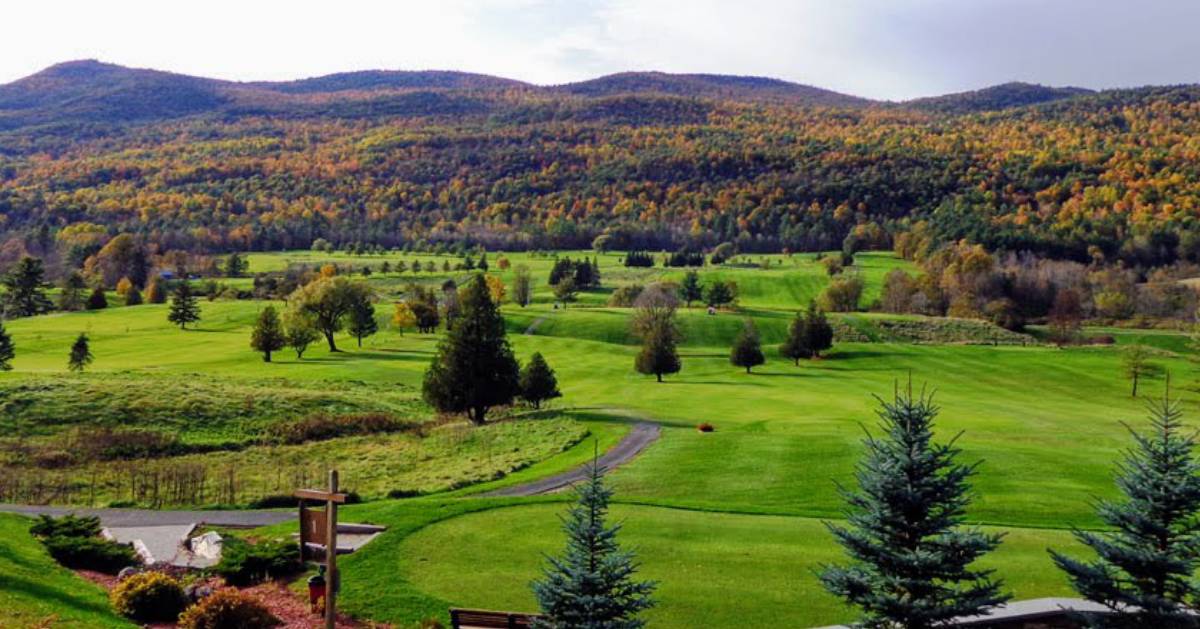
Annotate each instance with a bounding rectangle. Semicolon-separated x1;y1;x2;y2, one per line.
422;274;520;424
779;310;812;365
805;301;834;358
730;319;765;373
347;297;378;348
519;352;562;409
224;252;248;278
68;333;93;372
679;271;703;308
58;272;88;311
821;384;1010;627
250;306;287;362
0;321;15;371
3;256;53;318
531;462;656;629
1050;390;1200;628
86;286;108;310
167;282;201;329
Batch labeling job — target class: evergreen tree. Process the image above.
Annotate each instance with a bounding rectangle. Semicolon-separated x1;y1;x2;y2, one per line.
821;384;1010;627
779;310;812;365
519;352;562;409
250;306;287;362
678;270;703;308
224;253;248;278
422;274;520;424
1050;390;1200;628
167;282;201;329
805;301;834;358
0;322;15;371
58;272;88;311
2;256;53;318
86;287;108;310
124;287;143;306
348;296;378;348
531;462;656;629
68;333;93;372
704;281;735;309
730;319;765;373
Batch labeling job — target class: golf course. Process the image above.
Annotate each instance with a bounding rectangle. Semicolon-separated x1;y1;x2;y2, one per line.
1;249;1195;627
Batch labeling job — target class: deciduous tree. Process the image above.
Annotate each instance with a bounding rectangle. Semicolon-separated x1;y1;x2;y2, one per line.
0;322;14;371
779;310;812;365
512;265;533;307
250;306;286;362
730;319;765;373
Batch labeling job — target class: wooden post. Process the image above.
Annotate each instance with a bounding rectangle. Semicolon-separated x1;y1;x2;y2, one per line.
324;469;338;629
294;470;346;627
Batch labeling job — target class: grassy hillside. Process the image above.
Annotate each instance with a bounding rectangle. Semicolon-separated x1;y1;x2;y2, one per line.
0;513;133;628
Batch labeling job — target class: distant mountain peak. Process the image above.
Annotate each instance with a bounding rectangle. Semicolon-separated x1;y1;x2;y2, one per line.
906;82;1095;114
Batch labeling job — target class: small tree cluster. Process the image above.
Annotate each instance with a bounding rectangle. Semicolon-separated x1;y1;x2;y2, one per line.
779;302;834;364
549;256;601;289
623;251;655;267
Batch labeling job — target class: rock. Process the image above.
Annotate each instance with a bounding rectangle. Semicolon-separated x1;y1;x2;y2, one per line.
117;566;140;582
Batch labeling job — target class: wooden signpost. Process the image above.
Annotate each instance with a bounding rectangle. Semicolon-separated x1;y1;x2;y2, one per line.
296;470;346;629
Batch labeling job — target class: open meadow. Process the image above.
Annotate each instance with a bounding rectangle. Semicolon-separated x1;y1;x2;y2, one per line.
2;250;1198;627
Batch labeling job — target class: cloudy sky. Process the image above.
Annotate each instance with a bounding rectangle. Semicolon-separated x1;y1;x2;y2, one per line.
4;0;1199;100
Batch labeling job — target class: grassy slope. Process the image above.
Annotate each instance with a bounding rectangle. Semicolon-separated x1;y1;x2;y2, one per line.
0;513;133;628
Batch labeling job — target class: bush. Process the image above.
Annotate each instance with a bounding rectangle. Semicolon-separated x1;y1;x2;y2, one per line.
42;535;139;574
697;422;715;433
178;589;280;629
110;571;188;623
608;284;645;307
30;514;101;539
213;538;302;586
265;412;410;445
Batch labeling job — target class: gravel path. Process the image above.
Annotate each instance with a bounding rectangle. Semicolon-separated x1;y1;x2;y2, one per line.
0;419;662;524
481;421;661;497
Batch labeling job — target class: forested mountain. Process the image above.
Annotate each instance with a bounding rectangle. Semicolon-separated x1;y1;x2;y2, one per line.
907;82;1094;114
1;61;1199;267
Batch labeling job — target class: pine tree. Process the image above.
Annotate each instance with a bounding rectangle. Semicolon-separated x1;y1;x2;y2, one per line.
348;297;378;348
519;352;562;409
250;306;286;362
679;270;703;308
821;384;1010;627
805;301;834;358
0;322;15;371
58;272;88;311
779;310;812;365
531;462;656;629
167;282;201;329
86;287;108;310
422;274;520;424
1050;389;1200;628
68;333;93;372
224;252;248;278
2;256;53;318
729;319;765;373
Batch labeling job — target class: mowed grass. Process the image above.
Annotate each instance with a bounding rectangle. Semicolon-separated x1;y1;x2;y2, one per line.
0;513;133;628
2;250;1197;626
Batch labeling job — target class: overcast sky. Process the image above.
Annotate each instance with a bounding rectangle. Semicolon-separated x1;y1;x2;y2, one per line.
4;0;1200;100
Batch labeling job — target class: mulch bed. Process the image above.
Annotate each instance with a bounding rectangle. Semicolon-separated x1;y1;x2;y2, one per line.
77;570;374;628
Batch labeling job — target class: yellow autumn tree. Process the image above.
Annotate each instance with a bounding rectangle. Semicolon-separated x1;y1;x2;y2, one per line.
115;276;134;297
485;274;506;304
392;302;416;335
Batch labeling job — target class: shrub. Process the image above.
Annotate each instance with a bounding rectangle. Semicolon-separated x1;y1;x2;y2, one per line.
42;535;139;574
608;284;645;307
697;422;715;433
387;488;427;499
178;589;280;629
110;571;188;623
265;412;410;445
30;514;101;539
213;538;302;586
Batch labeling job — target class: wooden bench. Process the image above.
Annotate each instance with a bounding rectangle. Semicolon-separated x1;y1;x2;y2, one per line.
450;608;542;629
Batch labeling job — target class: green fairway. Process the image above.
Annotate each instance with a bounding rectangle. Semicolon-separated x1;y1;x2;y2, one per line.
1;249;1196;626
0;513;133;628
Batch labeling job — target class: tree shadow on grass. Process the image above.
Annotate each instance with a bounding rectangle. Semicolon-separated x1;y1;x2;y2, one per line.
3;573;114;619
563;408;694;429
